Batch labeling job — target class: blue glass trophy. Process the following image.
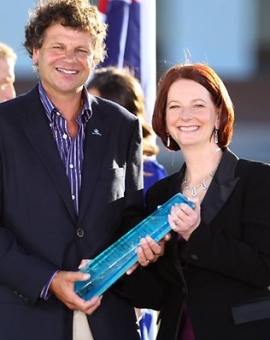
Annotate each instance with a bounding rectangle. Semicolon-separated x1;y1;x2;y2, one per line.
75;193;195;300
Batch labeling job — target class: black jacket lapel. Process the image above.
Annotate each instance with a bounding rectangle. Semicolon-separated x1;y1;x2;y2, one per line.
78;99;111;225
22;87;77;223
201;148;240;225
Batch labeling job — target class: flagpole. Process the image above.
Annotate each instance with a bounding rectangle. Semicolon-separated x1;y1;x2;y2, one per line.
140;0;156;123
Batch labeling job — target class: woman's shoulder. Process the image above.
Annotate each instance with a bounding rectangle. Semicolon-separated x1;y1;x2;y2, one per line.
236;158;270;190
224;148;270;176
237;158;270;175
145;171;181;212
146;171;180;197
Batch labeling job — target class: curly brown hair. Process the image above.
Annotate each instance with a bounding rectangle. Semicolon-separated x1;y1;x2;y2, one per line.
24;0;107;65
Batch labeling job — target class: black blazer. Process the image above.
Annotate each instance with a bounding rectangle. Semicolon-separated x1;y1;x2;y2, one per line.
146;149;270;340
0;86;163;340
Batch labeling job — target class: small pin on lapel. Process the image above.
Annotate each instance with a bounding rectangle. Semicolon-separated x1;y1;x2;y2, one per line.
91;129;102;136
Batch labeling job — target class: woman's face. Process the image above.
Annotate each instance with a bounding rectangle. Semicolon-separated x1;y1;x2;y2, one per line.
165;78;219;150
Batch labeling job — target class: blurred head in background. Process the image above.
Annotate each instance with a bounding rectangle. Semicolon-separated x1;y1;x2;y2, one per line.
0;42;17;102
87;66;159;157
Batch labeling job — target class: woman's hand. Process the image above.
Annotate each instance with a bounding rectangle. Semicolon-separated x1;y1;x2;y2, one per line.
168;197;201;241
126;233;171;274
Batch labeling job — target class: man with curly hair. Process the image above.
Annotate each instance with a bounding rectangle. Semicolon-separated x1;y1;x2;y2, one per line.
0;1;166;339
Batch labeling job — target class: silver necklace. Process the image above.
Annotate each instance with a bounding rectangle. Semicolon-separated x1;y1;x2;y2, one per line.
181;170;216;197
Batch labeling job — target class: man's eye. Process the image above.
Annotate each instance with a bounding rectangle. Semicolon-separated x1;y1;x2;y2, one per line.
53;46;63;50
77;50;90;57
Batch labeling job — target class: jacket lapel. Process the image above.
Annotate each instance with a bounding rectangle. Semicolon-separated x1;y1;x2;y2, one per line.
201;148;240;225
21;87;77;223
78;100;110;225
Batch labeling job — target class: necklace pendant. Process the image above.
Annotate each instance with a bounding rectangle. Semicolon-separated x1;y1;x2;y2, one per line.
191;187;197;197
201;181;207;190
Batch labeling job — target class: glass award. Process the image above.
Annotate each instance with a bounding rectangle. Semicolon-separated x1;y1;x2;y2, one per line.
74;193;195;300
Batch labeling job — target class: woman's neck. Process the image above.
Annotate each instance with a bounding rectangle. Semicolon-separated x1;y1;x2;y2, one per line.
182;145;222;184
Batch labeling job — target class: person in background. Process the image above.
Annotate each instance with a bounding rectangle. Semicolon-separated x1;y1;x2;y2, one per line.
0;41;17;102
145;62;270;340
87;66;167;198
0;1;168;339
87;66;168;340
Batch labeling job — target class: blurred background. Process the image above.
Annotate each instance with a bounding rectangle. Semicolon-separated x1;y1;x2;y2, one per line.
1;0;269;174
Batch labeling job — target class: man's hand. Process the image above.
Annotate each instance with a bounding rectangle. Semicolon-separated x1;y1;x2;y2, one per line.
49;270;102;314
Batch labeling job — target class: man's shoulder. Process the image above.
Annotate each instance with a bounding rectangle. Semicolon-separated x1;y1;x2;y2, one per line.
91;95;137;122
0;86;39;108
0;85;41;124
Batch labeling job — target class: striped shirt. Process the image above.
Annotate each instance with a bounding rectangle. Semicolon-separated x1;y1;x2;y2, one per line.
38;82;92;214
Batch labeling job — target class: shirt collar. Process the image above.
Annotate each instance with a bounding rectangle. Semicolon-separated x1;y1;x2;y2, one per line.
38;82;92;123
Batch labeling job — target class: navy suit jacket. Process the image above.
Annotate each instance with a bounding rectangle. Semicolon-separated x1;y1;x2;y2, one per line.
146;149;270;340
0;86;163;340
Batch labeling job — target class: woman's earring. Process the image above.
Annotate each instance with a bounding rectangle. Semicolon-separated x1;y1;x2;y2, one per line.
166;133;170;148
214;129;219;144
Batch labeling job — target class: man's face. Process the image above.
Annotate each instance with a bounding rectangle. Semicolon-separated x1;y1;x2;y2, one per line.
32;23;95;99
0;57;16;103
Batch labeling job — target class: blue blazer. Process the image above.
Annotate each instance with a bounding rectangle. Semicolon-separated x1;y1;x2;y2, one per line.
0;86;163;340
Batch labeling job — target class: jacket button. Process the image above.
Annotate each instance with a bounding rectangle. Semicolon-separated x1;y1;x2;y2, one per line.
77;228;84;238
191;254;198;261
